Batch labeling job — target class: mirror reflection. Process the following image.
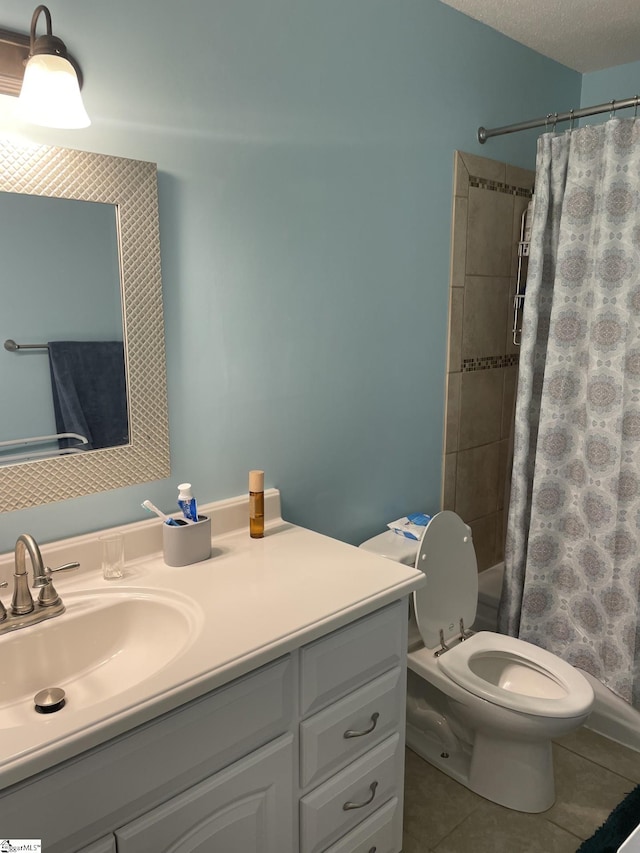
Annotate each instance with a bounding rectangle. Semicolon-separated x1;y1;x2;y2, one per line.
0;192;127;464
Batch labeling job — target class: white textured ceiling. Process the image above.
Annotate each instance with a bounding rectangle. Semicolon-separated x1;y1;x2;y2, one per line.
439;0;640;72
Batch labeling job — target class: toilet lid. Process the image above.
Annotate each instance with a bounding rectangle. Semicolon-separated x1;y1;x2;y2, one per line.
413;511;478;649
438;632;594;718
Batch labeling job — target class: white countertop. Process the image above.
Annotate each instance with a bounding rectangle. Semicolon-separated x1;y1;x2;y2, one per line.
0;494;424;791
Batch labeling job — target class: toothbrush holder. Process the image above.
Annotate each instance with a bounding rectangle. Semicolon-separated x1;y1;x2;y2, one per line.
162;515;211;567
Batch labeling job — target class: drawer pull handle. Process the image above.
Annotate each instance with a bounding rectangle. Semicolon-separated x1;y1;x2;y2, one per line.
344;712;380;739
343;780;378;811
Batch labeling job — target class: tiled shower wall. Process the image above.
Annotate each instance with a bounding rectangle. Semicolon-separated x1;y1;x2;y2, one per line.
442;151;534;571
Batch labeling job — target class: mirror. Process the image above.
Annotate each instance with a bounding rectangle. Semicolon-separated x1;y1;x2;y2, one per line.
1;192;124;455
0;139;170;511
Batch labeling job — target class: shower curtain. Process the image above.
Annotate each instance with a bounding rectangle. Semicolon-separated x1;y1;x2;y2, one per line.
499;118;640;708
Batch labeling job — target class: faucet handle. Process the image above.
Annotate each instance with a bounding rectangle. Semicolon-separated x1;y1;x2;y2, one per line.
46;561;81;575
38;562;80;608
32;561;80;587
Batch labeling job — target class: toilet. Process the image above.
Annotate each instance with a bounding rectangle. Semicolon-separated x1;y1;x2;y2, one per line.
359;510;594;813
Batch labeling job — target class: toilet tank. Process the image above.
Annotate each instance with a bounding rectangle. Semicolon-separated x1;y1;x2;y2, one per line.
358;531;423;648
359;531;505;634
358;530;419;565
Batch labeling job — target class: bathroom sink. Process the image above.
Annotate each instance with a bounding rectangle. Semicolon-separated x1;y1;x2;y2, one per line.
0;590;198;728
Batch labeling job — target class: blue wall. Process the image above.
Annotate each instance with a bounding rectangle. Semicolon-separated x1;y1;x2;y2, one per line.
0;0;580;553
581;60;640;113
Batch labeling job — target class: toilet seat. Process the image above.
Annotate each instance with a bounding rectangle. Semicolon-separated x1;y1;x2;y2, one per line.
438;632;594;718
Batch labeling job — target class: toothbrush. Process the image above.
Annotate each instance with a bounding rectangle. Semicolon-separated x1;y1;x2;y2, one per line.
141;500;181;526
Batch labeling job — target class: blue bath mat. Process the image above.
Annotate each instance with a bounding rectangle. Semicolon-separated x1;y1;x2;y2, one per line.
577;783;640;852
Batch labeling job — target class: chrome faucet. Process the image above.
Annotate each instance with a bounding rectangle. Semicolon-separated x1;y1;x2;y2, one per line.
0;534;79;635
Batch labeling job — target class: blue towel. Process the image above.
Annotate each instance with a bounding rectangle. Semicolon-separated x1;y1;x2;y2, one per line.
48;341;128;451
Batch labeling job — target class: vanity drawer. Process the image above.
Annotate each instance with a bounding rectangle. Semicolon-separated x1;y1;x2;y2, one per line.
300;601;405;717
300;666;403;789
299;732;402;853
322;796;401;853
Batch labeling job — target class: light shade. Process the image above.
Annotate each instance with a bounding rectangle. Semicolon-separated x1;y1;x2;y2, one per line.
18;53;90;129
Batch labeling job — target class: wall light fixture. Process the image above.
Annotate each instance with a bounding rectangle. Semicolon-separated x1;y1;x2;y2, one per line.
0;4;90;129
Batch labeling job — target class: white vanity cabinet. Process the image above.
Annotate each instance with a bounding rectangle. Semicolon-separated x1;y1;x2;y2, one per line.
0;599;408;853
0;655;294;853
298;600;407;853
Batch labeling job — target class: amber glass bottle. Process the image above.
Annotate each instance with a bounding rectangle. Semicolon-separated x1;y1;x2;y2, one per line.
249;470;264;538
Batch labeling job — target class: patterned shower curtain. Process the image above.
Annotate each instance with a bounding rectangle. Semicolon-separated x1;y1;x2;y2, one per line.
499;118;640;708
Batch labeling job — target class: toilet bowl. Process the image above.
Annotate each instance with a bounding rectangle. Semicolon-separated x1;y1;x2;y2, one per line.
359;510;594;813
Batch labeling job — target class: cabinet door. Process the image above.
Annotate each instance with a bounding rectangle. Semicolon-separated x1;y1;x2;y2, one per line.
116;735;294;853
76;837;116;853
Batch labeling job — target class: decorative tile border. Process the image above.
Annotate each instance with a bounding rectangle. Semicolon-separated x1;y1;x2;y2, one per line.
462;353;520;372
469;176;533;198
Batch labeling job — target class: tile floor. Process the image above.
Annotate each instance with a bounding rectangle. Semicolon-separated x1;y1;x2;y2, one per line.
402;726;640;852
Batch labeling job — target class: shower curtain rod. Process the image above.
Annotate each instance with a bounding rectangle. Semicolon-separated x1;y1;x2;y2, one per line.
478;94;640;144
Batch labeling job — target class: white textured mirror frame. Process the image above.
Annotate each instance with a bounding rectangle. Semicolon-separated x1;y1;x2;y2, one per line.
0;140;170;511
